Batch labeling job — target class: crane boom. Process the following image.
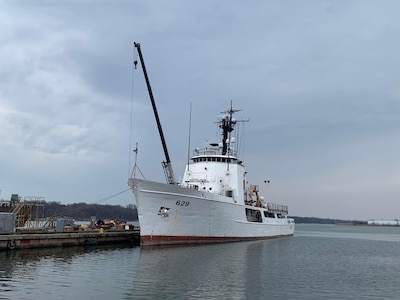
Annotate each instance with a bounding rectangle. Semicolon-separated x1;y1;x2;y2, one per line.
134;42;176;185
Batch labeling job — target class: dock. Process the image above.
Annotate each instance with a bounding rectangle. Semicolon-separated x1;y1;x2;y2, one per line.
0;228;140;251
0;195;141;251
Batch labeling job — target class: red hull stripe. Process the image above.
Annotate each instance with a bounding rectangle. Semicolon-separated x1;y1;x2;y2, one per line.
141;234;294;246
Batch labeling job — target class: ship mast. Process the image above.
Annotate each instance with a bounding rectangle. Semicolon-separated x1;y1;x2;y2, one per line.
219;102;240;155
134;42;176;185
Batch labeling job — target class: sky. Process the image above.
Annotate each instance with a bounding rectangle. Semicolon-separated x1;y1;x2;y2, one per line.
0;0;399;220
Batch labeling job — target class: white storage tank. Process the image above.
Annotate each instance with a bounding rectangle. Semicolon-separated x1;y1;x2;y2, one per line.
0;212;15;234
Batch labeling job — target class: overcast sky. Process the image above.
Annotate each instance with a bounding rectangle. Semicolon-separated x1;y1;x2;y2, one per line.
1;1;399;220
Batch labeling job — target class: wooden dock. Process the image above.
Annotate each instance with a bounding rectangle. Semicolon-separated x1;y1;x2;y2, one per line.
0;229;140;251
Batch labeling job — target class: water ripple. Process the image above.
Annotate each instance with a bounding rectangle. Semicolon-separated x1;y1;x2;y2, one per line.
1;226;400;299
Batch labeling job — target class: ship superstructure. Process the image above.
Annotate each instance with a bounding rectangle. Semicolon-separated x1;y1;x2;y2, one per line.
128;43;294;246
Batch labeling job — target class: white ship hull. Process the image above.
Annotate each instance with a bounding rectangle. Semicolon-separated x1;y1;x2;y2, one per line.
129;178;295;246
130;46;295;246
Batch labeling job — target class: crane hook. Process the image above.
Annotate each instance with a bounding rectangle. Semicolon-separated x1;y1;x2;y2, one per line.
134;60;138;69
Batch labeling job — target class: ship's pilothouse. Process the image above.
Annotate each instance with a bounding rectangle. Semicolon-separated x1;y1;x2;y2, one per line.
181;107;246;201
181;139;243;199
180;107;290;221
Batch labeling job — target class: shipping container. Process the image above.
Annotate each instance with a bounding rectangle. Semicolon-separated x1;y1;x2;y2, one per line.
55;218;75;232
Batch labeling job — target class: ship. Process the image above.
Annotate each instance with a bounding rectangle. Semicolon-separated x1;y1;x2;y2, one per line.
128;43;294;246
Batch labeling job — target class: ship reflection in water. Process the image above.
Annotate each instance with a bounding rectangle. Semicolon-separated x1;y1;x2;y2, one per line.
130;240;288;299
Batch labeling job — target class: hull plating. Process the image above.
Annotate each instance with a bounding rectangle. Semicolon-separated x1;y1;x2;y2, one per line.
129;178;295;246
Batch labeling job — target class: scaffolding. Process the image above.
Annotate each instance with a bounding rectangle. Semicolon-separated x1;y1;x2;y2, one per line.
11;196;45;228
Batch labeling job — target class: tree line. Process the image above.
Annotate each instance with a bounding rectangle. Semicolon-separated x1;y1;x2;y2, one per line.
40;201;138;221
29;201;358;224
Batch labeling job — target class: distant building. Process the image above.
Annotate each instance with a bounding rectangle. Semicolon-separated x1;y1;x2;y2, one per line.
367;219;400;226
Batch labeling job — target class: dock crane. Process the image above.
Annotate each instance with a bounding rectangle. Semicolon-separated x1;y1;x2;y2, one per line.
133;42;176;185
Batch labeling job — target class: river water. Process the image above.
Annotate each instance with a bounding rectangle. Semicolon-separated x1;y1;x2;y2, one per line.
1;224;400;299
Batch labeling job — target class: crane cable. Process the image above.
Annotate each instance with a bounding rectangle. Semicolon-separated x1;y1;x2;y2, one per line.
44;47;139;223
128;47;139;178
57;46;139;218
46;188;132;220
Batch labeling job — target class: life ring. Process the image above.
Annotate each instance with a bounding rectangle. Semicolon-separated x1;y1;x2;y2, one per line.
7;240;16;250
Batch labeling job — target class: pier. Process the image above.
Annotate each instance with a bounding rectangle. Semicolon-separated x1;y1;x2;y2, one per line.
0;194;140;251
0;228;140;251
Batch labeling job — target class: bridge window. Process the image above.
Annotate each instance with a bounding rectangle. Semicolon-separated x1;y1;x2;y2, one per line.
246;208;262;223
264;211;276;218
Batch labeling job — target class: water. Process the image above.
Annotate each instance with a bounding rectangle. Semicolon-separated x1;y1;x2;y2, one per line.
1;224;400;299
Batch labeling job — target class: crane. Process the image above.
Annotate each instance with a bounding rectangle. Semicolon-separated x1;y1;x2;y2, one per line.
133;42;176;185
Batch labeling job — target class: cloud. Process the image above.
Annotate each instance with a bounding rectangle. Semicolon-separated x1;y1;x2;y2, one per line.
0;1;399;219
